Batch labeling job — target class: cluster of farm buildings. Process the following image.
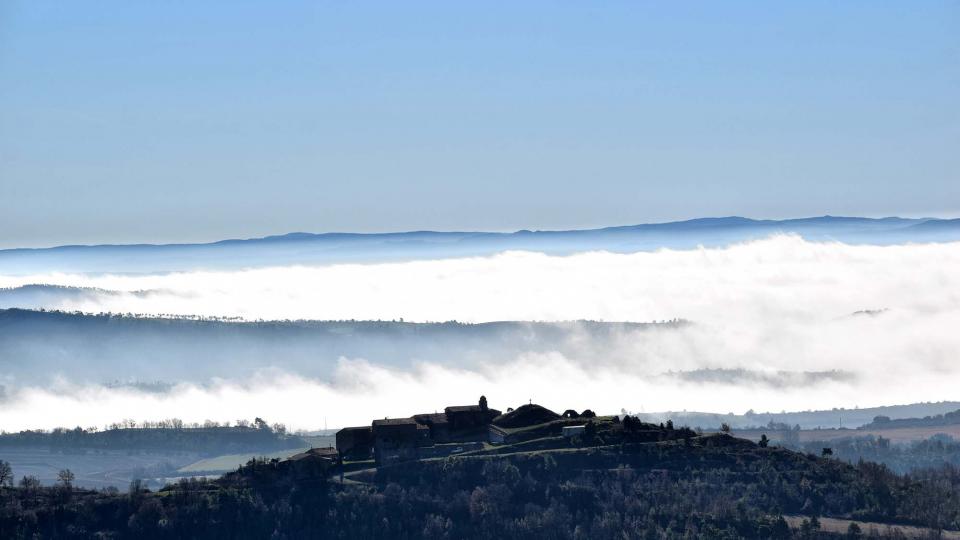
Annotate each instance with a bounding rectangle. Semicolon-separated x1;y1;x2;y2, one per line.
335;396;594;466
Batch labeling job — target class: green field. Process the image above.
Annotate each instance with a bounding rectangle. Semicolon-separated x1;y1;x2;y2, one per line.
178;447;311;473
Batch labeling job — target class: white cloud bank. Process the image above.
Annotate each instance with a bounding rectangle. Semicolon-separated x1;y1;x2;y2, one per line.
2;235;958;324
0;353;953;432
1;235;959;429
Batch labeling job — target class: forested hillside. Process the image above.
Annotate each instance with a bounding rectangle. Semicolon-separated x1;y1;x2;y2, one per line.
2;431;959;538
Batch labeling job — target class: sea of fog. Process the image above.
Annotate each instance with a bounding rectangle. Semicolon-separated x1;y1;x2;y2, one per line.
1;234;958;431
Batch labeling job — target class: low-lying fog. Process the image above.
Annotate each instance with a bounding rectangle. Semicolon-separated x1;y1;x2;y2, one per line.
0;235;958;431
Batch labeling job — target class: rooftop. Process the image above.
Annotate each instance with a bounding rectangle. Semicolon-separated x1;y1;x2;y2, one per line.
445;405;484;413
413;413;449;424
373;418;418;426
337;425;372;433
289;447;339;461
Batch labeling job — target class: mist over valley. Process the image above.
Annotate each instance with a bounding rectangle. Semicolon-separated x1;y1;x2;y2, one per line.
1;230;958;432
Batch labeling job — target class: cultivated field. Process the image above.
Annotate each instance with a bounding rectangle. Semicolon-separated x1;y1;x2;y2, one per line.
735;425;960;444
785;516;960;539
0;447;200;490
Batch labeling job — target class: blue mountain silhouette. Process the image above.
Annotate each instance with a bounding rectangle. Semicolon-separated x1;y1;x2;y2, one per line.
1;216;957;274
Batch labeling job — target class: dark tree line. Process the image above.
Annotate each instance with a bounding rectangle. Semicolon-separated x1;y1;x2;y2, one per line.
0;421;302;455
2;434;960;538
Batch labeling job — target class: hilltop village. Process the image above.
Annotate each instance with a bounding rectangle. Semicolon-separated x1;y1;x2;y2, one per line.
336;396;599;466
224;397;707;488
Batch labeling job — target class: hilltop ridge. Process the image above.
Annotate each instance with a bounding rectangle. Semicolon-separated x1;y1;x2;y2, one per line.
2;215;958;274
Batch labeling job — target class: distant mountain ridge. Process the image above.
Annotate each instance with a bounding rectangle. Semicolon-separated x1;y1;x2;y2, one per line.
0;215;942;251
1;215;958;274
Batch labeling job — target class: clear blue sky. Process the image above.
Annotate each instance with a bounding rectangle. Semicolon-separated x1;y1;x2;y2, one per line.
1;1;957;248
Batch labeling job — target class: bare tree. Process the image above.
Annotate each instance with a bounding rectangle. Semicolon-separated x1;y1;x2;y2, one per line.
19;475;40;491
0;460;12;488
57;469;75;490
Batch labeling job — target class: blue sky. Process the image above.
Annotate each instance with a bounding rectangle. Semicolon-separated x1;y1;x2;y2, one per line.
1;1;958;247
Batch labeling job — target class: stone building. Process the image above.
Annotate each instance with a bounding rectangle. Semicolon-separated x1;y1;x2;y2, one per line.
412;412;452;443
336;396;503;466
335;425;374;460
285;447;339;480
371;418;431;465
444;404;501;432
